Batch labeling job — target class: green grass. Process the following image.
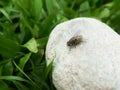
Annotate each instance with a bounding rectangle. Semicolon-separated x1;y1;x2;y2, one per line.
0;0;120;90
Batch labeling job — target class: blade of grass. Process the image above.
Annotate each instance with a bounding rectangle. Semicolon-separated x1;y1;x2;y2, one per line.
44;60;54;80
23;38;38;53
0;8;12;23
0;76;30;83
34;0;42;21
0;80;8;90
13;81;29;90
40;14;57;37
19;53;31;70
45;0;58;15
2;61;13;75
13;0;30;16
21;17;35;36
13;60;40;88
0;59;11;65
37;37;48;49
31;72;50;90
0;35;20;58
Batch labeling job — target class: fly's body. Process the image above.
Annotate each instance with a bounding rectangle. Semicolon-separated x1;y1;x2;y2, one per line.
67;35;83;47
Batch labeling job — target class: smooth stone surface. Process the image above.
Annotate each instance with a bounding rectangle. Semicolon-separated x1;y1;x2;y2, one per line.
46;18;120;90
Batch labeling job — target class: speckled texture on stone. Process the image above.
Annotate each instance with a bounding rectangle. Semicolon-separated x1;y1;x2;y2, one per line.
46;18;120;90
